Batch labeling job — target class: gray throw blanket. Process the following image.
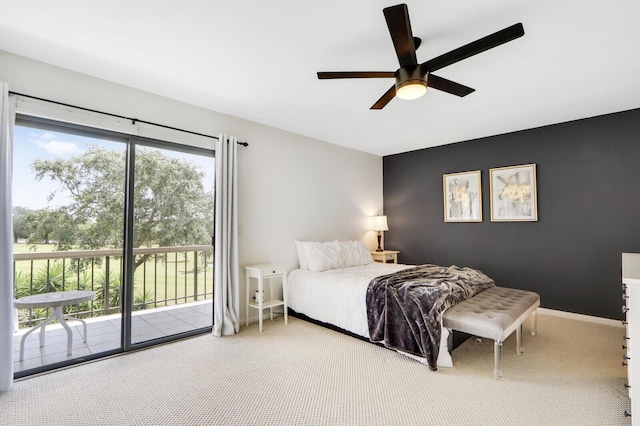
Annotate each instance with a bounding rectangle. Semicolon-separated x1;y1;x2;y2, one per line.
366;264;494;370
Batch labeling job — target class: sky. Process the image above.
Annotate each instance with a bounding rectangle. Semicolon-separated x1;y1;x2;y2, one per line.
12;125;215;211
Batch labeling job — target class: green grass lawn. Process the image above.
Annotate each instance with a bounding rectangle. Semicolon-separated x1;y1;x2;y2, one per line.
13;242;50;253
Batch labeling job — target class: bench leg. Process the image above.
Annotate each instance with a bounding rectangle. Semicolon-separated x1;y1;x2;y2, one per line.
531;309;538;336
516;324;524;355
494;340;503;379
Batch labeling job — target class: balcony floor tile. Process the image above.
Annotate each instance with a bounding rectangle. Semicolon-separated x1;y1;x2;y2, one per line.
13;300;212;374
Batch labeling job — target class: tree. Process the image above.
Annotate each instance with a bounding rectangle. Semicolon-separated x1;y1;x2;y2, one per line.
12;206;33;242
26;207;79;250
32;145;213;270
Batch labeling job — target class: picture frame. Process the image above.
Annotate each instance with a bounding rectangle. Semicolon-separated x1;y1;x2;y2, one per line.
443;170;482;222
490;163;538;222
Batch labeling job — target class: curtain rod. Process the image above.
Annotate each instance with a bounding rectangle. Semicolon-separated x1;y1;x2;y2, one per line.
8;91;249;147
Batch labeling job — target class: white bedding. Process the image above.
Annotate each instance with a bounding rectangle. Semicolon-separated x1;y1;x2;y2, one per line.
286;262;454;367
287;262;411;338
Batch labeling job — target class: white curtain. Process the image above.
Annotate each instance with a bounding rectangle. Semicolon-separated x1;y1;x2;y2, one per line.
0;83;15;392
212;134;240;337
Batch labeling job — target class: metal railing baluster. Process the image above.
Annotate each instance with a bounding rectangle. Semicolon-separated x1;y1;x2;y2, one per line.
174;252;178;305
184;250;188;303
105;256;110;315
164;253;168;307
194;250;198;301
154;254;158;308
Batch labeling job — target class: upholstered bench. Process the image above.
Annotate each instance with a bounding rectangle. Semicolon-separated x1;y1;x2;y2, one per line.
442;286;540;379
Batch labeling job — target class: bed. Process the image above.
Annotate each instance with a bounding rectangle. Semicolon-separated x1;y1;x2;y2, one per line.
286;240;495;370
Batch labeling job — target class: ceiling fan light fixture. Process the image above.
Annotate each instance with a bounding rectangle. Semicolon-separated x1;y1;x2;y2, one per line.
396;81;427;100
395;66;427;100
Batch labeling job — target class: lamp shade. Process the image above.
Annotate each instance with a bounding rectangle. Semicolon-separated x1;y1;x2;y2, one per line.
370;215;389;232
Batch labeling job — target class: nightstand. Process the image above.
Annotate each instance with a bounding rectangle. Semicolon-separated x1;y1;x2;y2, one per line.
244;263;288;332
370;250;399;264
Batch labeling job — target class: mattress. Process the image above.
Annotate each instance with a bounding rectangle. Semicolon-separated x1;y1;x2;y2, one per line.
286;262;454;367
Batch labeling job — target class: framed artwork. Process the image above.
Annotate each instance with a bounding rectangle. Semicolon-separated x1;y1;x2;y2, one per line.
443;170;482;222
490;163;538;222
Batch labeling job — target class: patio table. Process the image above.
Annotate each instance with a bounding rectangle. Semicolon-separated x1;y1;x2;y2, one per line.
14;290;96;361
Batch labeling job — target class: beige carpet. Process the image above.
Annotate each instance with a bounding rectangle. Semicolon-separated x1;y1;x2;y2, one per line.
0;313;631;425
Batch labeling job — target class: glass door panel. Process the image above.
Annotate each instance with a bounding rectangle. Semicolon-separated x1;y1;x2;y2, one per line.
12;123;126;375
130;145;214;344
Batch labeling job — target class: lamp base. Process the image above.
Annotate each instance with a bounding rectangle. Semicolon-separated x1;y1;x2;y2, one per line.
376;233;383;252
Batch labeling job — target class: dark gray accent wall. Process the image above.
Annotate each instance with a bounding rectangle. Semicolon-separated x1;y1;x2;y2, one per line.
383;108;640;320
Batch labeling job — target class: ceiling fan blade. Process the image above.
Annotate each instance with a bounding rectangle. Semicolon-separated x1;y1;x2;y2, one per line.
427;74;475;97
371;85;396;110
383;4;418;68
422;23;524;73
317;71;395;79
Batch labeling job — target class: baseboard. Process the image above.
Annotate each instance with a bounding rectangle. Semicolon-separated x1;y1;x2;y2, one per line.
538;307;624;328
246;307;623;329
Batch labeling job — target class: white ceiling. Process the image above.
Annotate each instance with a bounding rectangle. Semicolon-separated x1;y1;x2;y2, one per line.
1;0;639;156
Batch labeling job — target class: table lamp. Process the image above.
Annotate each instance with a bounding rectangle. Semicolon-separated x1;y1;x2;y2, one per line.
370;215;388;252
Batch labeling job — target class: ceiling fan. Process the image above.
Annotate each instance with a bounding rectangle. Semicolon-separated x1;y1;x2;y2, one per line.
317;3;524;109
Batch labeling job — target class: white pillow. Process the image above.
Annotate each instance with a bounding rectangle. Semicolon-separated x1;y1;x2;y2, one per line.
294;240;309;270
302;241;342;272
297;240;373;272
339;240;373;267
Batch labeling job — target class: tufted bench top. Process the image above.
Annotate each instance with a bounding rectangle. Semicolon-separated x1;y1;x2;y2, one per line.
443;286;540;342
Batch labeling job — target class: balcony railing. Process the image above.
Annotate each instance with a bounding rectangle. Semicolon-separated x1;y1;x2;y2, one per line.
13;245;214;328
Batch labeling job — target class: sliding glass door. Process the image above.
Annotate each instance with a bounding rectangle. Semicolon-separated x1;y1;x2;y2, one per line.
12;122;127;374
12;118;214;377
129;144;214;345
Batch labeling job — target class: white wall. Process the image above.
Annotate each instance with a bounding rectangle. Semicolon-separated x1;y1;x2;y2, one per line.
0;50;383;322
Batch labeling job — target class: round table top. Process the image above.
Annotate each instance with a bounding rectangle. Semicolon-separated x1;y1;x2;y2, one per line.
14;290;96;309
